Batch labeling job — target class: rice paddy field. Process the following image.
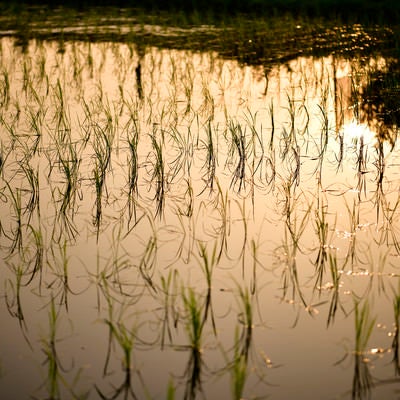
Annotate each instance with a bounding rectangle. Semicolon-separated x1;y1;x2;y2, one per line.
1;3;400;399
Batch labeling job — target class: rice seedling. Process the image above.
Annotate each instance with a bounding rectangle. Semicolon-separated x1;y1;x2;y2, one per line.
351;348;374;400
354;299;376;354
149;127;166;218
243;109;263;201
0;69;10;108
137;234;158;294
160;269;180;349
166;378;176;400
391;288;400;375
196;241;218;335
22;60;31;93
230;326;249;400
19;160;40;224
47;240;75;312
175;178;194;218
325;250;345;327
199;74;214;121
25;223;44;288
26;107;45;157
174;207;196;264
123;113;140;226
235;284;253;363
4;262;31;347
268;100;275;151
0;112;18;149
355;133;369;200
96;319;138;400
92;124;113;239
4;181;23;254
50;137;81;243
227;121;247;192
314;103;330;183
217;282;258;399
127;118;139;198
37;296;68;400
372;140;385;224
264;147;276;192
208;179;231;262
343;199;361;270
277;190;312;308
313;190;334;293
135;58;143;101
352;299;376;399
181;286;205;400
182;65;194;117
172;125;195;178
0;140;11;176
52;79;69;133
199;119;217;194
279;95;297;162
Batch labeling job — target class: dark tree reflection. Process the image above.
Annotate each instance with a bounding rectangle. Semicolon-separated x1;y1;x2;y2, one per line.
360;58;400;146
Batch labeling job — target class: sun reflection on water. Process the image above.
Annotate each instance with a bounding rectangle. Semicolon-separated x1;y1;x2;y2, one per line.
341;120;377;147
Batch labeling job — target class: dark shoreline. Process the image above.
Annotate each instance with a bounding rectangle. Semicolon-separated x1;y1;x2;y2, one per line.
1;0;400;24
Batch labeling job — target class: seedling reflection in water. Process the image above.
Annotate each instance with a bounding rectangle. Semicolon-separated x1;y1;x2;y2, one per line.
37;297;73;400
92;124;113;240
97;320;138;400
199;119;217;194
353;299;376;399
181;287;205;400
149;128;166;218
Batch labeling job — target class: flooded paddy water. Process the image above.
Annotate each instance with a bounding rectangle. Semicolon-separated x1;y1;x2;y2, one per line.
0;9;400;399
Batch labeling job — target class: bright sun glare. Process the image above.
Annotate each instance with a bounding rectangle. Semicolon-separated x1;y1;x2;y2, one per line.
341;121;377;147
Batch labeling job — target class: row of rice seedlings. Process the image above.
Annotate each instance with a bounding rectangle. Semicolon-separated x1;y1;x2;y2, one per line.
0;44;394;247
2;44;384;211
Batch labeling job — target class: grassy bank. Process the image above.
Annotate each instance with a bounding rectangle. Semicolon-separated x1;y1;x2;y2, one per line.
1;0;400;24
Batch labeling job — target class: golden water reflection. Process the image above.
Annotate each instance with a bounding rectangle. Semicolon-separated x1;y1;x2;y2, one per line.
0;37;399;399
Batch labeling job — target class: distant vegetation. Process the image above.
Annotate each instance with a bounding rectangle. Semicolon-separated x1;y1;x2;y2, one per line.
1;0;399;23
